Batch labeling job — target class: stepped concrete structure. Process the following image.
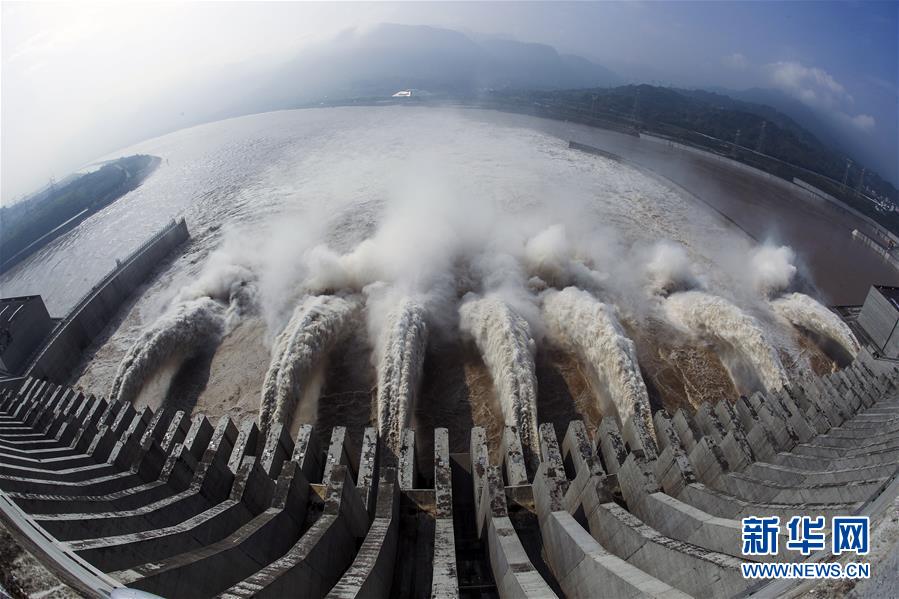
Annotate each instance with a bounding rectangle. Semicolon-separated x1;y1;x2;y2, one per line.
858;285;899;358
0;296;55;376
0;349;898;597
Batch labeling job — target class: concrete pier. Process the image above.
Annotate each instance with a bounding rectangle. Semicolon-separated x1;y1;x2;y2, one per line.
0;357;898;597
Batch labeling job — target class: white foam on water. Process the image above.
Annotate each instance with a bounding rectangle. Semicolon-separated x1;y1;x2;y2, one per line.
542;287;656;455
770;292;860;358
110;297;226;405
664;290;789;392
375;297;428;454
259;294;362;434
459;294;539;454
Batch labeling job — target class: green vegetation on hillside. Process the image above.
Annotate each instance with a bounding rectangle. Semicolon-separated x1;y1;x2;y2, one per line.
0;155;160;272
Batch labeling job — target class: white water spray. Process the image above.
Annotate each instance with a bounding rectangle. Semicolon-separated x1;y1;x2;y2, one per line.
375;298;428;454
749;245;797;297
109;298;226;405
259;294;362;434
542;287;657;456
523;224;607;291
644;241;701;296
110;255;256;406
770;292;860;357
664;290;789;392
459;294;539;454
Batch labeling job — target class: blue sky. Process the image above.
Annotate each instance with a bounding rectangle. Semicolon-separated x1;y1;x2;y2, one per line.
3;1;897;198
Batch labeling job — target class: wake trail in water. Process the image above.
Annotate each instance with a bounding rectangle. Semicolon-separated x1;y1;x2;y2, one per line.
770;292;860;358
542;287;657;457
459;295;539;455
110;298;226;405
376;298;428;455
664;290;789;392
259;294;362;435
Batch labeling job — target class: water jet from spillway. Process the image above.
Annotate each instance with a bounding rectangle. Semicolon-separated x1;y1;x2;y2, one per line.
459;294;540;458
375;297;428;455
258;294;362;436
770;292;860;358
109;297;226;405
663;290;789;393
110;259;257;407
542;287;657;458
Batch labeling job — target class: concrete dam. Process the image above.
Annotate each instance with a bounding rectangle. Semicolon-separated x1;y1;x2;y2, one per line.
3;124;899;598
0;348;898;598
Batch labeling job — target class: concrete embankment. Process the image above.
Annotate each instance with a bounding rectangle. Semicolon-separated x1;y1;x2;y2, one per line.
0;209;91;275
641;133;898;247
24;219;189;383
852;230;899;271
0;351;897;598
568;141;623;162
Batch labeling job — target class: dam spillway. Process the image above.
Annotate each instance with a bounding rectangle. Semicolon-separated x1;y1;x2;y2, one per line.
2;109;898;598
0;350;898;598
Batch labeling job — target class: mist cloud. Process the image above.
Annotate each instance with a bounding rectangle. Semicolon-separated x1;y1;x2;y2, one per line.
765;60;876;133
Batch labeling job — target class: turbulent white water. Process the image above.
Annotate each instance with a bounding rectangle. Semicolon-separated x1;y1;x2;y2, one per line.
19;106;875;445
109;297;226;404
770;292;860;358
749;245;798;296
376;298;428;454
664;290;789;392
258;294;362;435
542;287;657;456
459;295;540;454
644;241;701;296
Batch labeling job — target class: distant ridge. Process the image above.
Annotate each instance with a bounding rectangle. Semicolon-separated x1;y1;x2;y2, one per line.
487;85;898;232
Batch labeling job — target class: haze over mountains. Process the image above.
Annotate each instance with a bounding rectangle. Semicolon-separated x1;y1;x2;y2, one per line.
156;23;623;126
3;19;895;200
206;23;899;193
699;86;889;184
281;24;623;94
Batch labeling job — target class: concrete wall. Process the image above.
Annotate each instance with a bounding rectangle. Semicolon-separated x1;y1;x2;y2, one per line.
640;134;899;261
568;141;622;163
24;219;189;383
0;377;25;392
852;230;899;271
795;178;899;249
858;288;899;355
0;352;897;598
0;298;55;374
640;134;798;190
1;209;90;275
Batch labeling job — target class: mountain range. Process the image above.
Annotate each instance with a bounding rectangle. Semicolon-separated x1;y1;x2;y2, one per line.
23;23;894;208
197;23;894;194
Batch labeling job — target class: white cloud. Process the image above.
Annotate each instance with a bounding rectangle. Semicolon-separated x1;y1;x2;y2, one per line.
767;61;851;107
836;112;876;133
765;60;875;133
722;52;749;70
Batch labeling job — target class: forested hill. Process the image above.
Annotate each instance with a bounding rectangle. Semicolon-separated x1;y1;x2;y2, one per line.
0;155;160;274
488;85;898;233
